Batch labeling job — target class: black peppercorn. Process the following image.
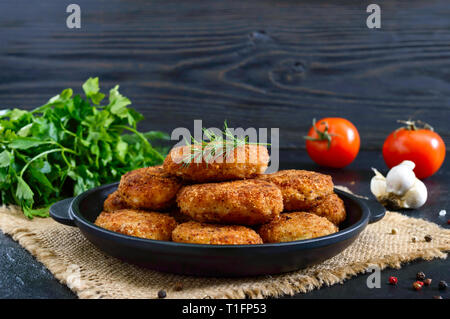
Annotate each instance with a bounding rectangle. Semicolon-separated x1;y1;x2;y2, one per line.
424;235;432;242
158;289;167;298
438;281;447;290
416;272;426;281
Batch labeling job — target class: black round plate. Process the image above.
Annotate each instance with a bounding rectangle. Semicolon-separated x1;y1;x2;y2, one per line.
50;183;385;277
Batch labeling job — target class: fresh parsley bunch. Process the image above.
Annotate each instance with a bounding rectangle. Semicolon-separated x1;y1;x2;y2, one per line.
0;78;168;218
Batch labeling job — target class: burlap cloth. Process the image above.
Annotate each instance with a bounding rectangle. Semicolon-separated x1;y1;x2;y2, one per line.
1;191;449;299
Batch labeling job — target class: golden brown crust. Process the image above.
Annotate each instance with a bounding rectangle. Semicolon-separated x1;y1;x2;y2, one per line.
103;191;128;212
176;179;283;225
172;221;263;245
257;170;334;211
258;212;338;243
307;193;346;225
163;144;269;182
94;209;178;240
118;165;183;210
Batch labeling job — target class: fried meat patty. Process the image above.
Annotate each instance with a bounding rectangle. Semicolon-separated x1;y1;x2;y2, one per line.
172;221;263;245
257;170;334;211
176;179;283;225
258;212;338;243
103;191;128;212
118;165;182;210
163;144;269;182
308;193;346;225
94;209;177;240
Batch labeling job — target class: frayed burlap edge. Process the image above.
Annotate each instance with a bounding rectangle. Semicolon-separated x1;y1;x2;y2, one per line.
0;204;449;299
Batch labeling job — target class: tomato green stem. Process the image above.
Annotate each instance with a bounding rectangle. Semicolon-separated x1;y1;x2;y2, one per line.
303;118;337;149
397;119;434;131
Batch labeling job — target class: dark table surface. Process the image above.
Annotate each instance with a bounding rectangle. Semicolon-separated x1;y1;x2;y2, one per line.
0;150;448;299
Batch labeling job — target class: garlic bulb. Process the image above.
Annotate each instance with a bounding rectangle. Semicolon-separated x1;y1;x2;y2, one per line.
385;160;416;195
370;161;427;209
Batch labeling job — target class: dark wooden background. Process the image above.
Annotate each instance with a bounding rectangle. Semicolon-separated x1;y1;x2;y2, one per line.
0;1;449;300
0;0;449;151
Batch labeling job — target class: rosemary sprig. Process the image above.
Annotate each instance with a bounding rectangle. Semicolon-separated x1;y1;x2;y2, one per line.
181;121;269;167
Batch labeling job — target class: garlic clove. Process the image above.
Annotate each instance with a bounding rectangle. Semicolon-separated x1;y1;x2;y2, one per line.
370;168;387;199
399;160;416;170
386;161;416;196
402;179;427;209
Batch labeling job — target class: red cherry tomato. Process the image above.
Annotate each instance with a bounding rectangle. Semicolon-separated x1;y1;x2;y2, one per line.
382;121;445;179
305;118;360;168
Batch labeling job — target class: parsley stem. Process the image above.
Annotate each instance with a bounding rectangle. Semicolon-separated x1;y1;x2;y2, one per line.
20;149;62;178
112;125;165;162
52;142;78;156
60;150;72;169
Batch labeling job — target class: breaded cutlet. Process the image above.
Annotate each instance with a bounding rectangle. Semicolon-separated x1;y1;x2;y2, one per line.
172;221;263;245
118;165;182;211
95;209;177;241
258;212;338;243
257;169;334;211
103;191;128;212
307;193;346;225
176;179;283;225
163;144;269;182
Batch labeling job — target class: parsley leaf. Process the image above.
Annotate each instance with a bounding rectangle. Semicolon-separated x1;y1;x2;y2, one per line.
0;78;168;218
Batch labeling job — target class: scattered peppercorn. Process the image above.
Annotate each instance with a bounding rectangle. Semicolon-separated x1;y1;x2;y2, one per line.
416;272;426;281
424;278;432;286
389;276;398;285
391;228;398;235
438;281;447;290
158;289;167;299
413;281;424;291
411;236;417;243
173;282;183;291
433;295;443;299
424;235;432;242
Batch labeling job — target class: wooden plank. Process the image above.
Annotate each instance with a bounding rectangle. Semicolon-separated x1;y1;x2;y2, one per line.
0;0;448;149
